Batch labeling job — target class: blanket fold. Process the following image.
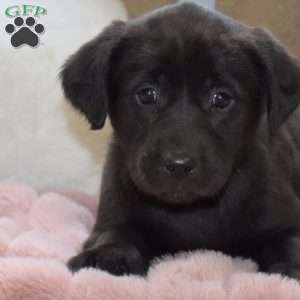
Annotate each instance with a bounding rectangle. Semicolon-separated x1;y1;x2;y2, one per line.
0;181;299;300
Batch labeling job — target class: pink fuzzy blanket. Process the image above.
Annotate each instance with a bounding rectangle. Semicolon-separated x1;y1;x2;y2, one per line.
1;182;300;300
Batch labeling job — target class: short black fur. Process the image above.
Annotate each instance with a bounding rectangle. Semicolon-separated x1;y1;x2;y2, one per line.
61;2;300;279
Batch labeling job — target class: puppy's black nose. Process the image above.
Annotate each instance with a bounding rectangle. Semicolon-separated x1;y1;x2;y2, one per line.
164;156;195;178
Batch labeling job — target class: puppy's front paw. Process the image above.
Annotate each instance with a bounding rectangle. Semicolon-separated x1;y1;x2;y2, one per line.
67;244;146;276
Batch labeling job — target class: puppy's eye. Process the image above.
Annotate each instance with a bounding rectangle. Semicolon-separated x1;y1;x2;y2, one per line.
210;92;234;110
135;86;159;106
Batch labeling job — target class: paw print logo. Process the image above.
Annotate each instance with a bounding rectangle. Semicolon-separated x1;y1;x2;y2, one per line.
5;17;45;48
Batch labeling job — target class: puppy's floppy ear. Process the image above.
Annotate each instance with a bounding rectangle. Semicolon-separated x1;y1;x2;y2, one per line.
60;21;125;130
250;28;300;132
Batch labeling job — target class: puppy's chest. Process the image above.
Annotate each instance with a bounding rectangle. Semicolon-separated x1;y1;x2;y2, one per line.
134;205;235;255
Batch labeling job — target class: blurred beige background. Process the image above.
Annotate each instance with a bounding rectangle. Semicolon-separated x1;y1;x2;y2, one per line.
217;0;300;57
124;0;300;57
123;0;175;17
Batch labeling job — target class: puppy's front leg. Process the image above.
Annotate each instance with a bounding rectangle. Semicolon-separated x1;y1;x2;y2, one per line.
258;234;300;281
68;226;149;276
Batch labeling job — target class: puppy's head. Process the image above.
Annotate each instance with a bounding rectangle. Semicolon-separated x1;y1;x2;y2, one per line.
61;2;300;205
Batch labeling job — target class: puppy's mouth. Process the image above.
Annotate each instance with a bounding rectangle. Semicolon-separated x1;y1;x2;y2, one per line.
136;168;234;207
133;167;230;206
128;150;234;206
159;190;201;205
156;182;227;206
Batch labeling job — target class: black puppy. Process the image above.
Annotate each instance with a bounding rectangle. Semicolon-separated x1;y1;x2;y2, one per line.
61;2;300;279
